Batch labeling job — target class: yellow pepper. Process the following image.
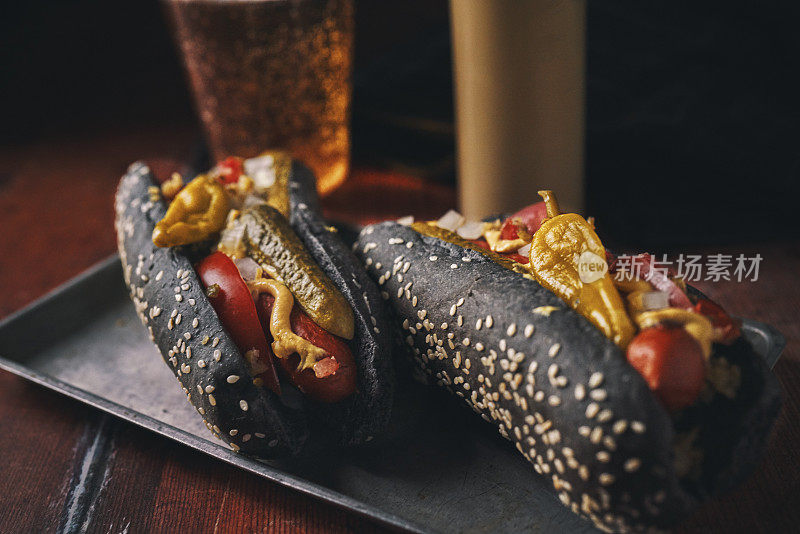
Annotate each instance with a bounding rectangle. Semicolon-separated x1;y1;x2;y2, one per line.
152;175;230;248
528;191;635;348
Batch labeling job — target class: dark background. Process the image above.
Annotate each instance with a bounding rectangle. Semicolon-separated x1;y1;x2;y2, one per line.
3;0;798;247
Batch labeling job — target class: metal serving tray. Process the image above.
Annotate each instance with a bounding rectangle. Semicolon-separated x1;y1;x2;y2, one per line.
0;256;786;533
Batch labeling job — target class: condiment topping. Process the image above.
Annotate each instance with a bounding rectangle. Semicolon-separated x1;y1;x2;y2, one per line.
196;252;280;395
226;205;355;340
411;221;531;277
247;278;328;372
256;293;357;403
413;191;744;412
528;190;635;348
150;156;358;402
152;174;230;248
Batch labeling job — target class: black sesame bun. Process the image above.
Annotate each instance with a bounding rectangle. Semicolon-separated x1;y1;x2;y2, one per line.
115;161;394;457
354;221;780;532
286;162;395;445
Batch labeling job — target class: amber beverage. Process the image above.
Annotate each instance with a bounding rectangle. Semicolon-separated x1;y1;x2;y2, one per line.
165;0;354;195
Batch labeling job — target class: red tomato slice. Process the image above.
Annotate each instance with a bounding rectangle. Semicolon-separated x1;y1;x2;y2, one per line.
471;238;492;251
499;218;526;241
504;252;529;265
256;293;357;404
509;201;549;235
694;298;741;344
196;252;281;395
217;156;244;184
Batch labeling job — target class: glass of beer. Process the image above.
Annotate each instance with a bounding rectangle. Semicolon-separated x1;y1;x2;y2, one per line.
164;0;354;195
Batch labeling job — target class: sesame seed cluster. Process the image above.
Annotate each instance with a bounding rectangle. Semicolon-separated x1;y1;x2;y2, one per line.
355;221;691;533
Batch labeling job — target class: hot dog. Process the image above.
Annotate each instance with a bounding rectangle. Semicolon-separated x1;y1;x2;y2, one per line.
256;290;357;403
115;154;394;456
354;191;780;532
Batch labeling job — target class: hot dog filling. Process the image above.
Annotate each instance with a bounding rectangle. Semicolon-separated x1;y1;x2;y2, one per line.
247;277;328;372
416;197;748;482
420;194;743;415
152;154;357;403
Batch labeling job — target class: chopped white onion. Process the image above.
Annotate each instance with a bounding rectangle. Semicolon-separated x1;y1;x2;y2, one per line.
517;242;531;257
456;221;484;240
243;194;268;209
396;215;414;226
234;257;261;282
244;155;276;191
640;291;670;311
437;209;465;232
218;224;246;256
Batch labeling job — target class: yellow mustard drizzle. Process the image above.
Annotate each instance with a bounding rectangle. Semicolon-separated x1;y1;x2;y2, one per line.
247;278;327;372
478;217;533;253
634;308;714;359
613;278;652;294
258;151;292;218
483;228;529;253
615;278;714;359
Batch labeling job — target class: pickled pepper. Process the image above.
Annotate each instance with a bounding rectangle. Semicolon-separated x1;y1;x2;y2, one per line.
152;174;230;247
528;191;635;348
224;205;355;340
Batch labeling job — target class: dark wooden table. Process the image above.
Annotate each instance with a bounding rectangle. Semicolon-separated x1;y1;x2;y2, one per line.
1;128;798;533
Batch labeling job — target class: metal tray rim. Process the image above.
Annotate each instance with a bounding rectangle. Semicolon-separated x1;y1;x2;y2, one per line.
0;255;425;534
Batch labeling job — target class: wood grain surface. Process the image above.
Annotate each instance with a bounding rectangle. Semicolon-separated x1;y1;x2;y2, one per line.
0;128;797;533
